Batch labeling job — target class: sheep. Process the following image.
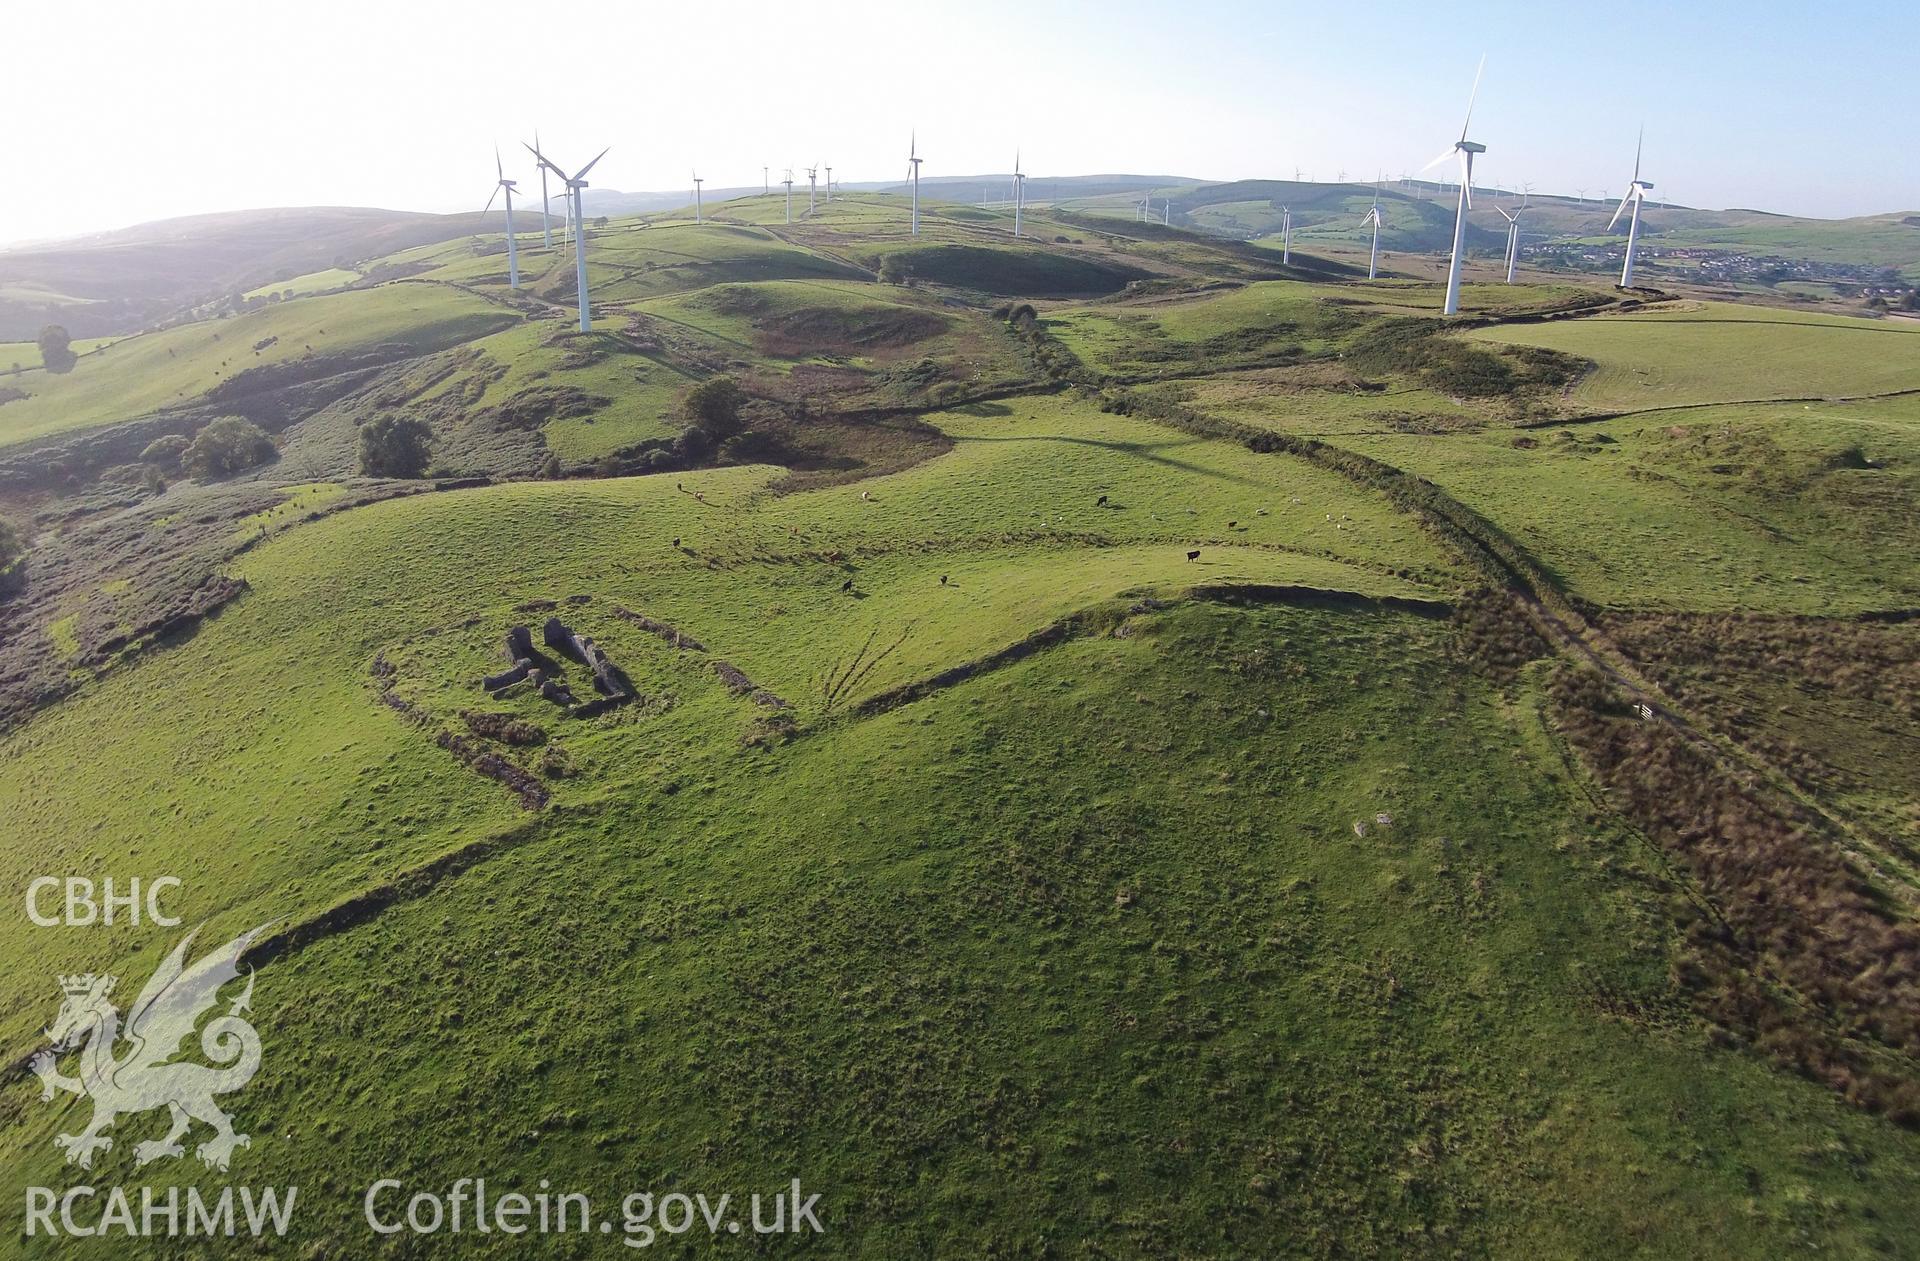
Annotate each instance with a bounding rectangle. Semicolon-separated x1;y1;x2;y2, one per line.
861;490;870;502
672;537;682;549
1186;549;1201;561
939;575;950;586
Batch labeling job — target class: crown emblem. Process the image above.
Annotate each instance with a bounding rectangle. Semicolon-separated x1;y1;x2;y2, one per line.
58;974;115;998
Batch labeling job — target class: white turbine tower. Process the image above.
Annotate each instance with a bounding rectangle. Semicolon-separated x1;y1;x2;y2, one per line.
1279;205;1291;264
807;164;818;215
1011;151;1026;237
782;169;794;223
825;164;833;205
529;142;609;332
1421;54;1487;315
907;132;923;235
482;147;520;289
1609;129;1654;288
1163;202;1170;226
1361;181;1384;280
692;170;704;224
533;130;553;249
763;166;769;195
1496;193;1527;283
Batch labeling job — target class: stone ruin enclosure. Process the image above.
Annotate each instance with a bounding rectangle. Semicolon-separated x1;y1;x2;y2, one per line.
482;618;637;718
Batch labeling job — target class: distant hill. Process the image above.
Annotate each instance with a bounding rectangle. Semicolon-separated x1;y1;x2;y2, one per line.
0;206;555;340
6;180;1915;344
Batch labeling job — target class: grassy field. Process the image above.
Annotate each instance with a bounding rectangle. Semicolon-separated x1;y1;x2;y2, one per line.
2;189;1917;1259
1048;279;1591;382
1330;393;1920;613
1463;300;1920;411
0;282;516;450
0;336;119;373
243;267;361;300
8;596;1920;1256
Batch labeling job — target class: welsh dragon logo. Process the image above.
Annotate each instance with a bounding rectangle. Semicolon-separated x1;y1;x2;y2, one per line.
29;922;272;1172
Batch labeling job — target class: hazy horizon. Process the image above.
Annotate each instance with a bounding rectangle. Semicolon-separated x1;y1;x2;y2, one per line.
5;0;1915;247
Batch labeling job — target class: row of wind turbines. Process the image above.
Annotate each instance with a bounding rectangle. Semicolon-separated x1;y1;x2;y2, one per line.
482;62;1657;332
1420;56;1654;313
483;136;607;332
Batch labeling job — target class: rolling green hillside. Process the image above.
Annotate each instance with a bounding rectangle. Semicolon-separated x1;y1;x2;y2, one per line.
1;188;1916;1259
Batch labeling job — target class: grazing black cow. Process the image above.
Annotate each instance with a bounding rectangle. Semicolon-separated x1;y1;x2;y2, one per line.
1227;521;1237;529
672;537;682;548
1186;549;1201;561
841;578;854;592
1096;494;1109;507
939;575;949;586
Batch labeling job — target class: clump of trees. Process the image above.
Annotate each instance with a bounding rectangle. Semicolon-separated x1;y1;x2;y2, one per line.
37;325;76;374
671;375;750;466
182;416;276;480
357;415;434;478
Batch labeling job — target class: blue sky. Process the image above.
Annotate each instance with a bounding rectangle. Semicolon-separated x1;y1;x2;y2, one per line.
2;0;1913;243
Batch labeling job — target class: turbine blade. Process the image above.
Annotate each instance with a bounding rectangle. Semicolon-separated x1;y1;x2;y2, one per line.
574;147;611;180
525;142;566;179
495;146;504;181
1421;145;1458;173
1607;192;1633;230
482;184;500;216
1460;53;1486;140
1633;125;1644;183
1461;152;1474;208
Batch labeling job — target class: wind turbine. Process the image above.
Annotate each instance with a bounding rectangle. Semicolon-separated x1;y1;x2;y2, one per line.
1609;129;1654;288
692;170;704;224
825;164;833;205
533;130;553;249
482;147;520;289
806;164;818;215
907;132;923;235
529;142;609;332
1279;205;1291;264
782;168;794;223
1011;151;1026;237
1421;54;1487;315
1163;202;1170;226
763;166;769;195
1361;179;1384;280
1495;198;1525;284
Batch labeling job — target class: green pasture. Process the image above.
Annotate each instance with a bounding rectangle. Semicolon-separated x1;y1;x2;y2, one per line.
0;282;516;450
1463;299;1920;411
1333;393;1920;613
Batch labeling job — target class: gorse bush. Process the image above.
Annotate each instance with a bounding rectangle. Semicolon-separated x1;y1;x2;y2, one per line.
140;434;190;471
